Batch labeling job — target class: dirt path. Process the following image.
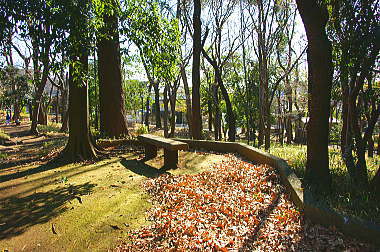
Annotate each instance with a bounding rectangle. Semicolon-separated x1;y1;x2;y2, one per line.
0;123;67;171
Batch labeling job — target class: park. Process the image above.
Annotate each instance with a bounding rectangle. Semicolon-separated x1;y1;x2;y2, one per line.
0;0;379;251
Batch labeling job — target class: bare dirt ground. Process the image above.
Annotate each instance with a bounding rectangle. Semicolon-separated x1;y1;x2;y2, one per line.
0;123;67;171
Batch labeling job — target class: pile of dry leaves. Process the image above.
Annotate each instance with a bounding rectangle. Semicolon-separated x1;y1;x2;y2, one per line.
116;154;375;251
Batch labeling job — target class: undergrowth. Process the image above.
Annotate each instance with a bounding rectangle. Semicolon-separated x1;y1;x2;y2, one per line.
268;143;380;224
0;129;10;141
37;122;62;134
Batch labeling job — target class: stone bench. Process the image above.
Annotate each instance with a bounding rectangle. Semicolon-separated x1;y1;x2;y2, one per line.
137;134;189;169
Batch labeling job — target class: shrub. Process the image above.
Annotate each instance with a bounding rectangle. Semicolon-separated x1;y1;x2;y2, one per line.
136;124;148;135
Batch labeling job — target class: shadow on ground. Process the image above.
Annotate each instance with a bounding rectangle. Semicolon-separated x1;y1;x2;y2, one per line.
0;182;96;240
0;158;67;183
120;158;169;178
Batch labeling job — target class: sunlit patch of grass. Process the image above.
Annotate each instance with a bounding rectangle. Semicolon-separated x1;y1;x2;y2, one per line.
267;143;380;224
39;138;67;156
0;152;8;160
0;129;10;141
37;122;62;134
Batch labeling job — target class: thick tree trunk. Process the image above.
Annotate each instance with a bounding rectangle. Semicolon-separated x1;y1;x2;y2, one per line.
62;54;100;161
296;0;332;190
98;12;129;138
153;83;161;128
191;0;202;140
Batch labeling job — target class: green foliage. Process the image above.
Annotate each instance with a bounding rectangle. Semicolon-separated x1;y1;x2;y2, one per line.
0;66;32;108
120;0;181;85
124;79;149;112
37;123;61;134
269;144;380;223
0;129;10;141
136;124;148;135
0;152;8;160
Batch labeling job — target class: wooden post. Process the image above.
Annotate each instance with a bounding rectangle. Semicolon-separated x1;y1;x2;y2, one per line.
145;143;157;159
164;149;178;169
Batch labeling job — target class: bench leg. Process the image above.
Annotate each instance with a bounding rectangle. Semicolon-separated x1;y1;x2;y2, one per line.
164;149;178;169
145;143;157;159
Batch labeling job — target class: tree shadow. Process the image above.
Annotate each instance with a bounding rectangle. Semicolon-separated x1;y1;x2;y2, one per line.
0;182;96;240
239;194;281;250
120;158;169;178
0;158;67;183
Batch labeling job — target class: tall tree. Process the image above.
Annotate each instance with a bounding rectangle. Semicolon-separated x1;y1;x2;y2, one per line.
97;0;129;138
191;0;202;139
62;0;101;161
296;0;332;190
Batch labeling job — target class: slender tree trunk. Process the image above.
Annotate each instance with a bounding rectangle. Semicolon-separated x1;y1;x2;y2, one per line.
368;137;374;158
180;65;192;136
145;84;152;130
153;83;161;128
168;84;178;138
191;0;202;139
13;103;20;121
56;88;59;123
215;69;236;142
296;0;332;190
163;85;169;138
208;83;213;132
60;107;69;133
213;84;221;141
98;10;129;138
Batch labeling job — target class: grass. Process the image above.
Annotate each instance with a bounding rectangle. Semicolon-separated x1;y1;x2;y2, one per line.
0;129;10;142
37;123;62;135
0;153;8;160
267;143;380;224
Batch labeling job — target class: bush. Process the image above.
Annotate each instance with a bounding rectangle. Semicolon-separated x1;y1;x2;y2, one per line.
136;124;148;135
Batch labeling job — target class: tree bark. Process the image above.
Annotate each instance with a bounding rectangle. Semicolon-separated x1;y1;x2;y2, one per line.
153;83;162;128
180;65;192;136
62;51;100;161
191;0;202;140
213;84;221;141
144;84;152;130
62;7;101;162
296;0;332;190
98;10;129;138
163;85;169;138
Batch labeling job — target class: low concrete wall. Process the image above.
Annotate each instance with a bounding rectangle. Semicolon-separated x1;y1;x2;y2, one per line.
175;139;380;247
